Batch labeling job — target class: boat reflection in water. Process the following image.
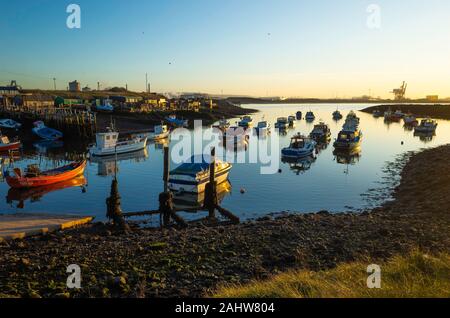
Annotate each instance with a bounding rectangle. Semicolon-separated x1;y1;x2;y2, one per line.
33;140;64;154
414;131;436;143
172;181;232;210
152;138;170;150
90;148;149;176
6;175;87;209
281;155;316;175
333;148;362;165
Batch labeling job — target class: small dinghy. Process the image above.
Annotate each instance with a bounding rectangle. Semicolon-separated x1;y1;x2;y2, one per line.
0;134;21;152
275;117;288;130
238;116;254;128
282;134;316;158
333;110;343;120
288;116;296;128
296;111;303;120
255;121;271;136
168;155;232;193
89;126;147;157
32;121;63;140
5;160;86;189
403;114;418;126
0;119;22;130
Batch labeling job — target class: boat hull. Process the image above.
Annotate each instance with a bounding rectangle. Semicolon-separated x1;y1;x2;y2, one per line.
89;138;147;157
0;141;21;152
6;161;87;189
168;166;232;194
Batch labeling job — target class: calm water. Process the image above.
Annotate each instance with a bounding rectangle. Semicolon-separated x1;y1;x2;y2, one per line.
1;104;449;223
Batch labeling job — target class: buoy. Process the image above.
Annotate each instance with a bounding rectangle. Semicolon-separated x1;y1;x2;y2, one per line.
401;141;404;145
240;188;246;194
278;169;282;173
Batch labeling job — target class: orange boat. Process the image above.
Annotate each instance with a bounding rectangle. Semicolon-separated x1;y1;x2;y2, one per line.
5;160;86;189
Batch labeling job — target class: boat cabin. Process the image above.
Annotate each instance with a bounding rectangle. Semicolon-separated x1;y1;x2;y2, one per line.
95;128;119;150
289;134;309;149
337;130;359;141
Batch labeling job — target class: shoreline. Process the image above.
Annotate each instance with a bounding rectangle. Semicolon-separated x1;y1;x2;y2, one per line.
360;104;450;120
0;144;449;298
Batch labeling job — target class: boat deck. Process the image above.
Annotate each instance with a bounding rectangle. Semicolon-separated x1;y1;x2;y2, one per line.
0;213;94;242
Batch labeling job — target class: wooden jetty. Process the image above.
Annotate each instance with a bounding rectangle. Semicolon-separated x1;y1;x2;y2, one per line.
0;213;94;242
0;104;97;139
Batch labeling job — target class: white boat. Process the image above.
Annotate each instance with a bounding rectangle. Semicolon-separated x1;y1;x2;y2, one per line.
414;118;438;133
89;127;147;157
96;99;114;112
0;119;22;130
305;111;315;121
281;134;316;158
238;116;253;128
275;117;288;129
148;125;170;141
168;155;232;193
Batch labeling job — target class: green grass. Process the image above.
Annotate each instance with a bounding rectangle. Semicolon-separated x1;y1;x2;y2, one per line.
214;251;450;298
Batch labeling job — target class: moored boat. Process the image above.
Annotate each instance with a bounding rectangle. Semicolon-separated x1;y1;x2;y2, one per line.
414;118;438;133
372;110;383;118
0;134;21;152
305;111;315;121
0;119;22;130
309;122;331;141
281;134;316;158
166;115;189;128
332;110;343;120
296;111;303;120
96;99;114;112
403;114;418;126
238;116;253;128
274;117;288;130
32;121;63;140
342;111;360;131
5;160;87;189
333;129;362;151
89;127;147;157
168;155;232;193
148;125;170;141
288;116;296;127
213;118;231;131
255;121;271;135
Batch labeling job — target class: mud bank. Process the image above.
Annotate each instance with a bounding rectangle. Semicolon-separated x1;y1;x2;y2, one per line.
0;145;449;298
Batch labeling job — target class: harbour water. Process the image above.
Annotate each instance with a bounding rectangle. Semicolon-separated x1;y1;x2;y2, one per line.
1;104;449;223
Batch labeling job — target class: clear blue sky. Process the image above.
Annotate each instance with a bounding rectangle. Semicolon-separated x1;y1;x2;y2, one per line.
1;0;449;98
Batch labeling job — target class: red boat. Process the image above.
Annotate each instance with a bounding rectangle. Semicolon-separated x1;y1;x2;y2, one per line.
0;135;21;152
5;160;87;189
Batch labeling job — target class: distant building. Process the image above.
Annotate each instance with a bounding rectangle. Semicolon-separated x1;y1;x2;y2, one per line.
0;85;20;96
426;95;439;102
69;80;81;92
82;86;92;92
17;94;54;109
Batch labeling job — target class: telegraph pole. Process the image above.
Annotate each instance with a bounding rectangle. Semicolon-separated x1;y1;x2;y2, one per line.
53;78;56;91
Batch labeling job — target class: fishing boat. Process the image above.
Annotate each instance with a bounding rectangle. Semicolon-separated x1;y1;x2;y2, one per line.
148;125;170;141
403;114;418;126
305;111;315;122
168;155;232;193
296;111;303;120
332;110;343;120
96;99;114;112
309;122;331;141
212;118;231;131
0;119;22;130
255;121;271;136
5;160;86;189
384;109;401;122
288;116;296;127
0;134;21;152
32;121;63;140
238;116;253;128
166;115;189;128
274;117;288;130
223;126;250;145
333;129;362;151
372;109;383;118
414;118;438;133
342;111;360;131
89;127;147;157
281;134;316;158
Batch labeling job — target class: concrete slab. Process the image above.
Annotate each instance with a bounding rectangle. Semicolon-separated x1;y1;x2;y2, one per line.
0;213;94;241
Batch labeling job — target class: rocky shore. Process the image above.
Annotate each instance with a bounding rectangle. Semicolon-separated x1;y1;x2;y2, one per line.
0;145;449;298
361;104;450;120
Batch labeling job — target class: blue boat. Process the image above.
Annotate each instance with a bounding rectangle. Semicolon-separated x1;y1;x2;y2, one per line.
96;99;114;112
166;115;188;127
282;134;316;158
32;121;63;141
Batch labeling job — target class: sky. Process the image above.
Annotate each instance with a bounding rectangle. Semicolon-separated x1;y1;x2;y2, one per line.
1;0;450;98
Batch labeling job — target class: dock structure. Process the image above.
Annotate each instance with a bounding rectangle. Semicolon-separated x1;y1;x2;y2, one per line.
0;213;94;242
0;104;97;139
